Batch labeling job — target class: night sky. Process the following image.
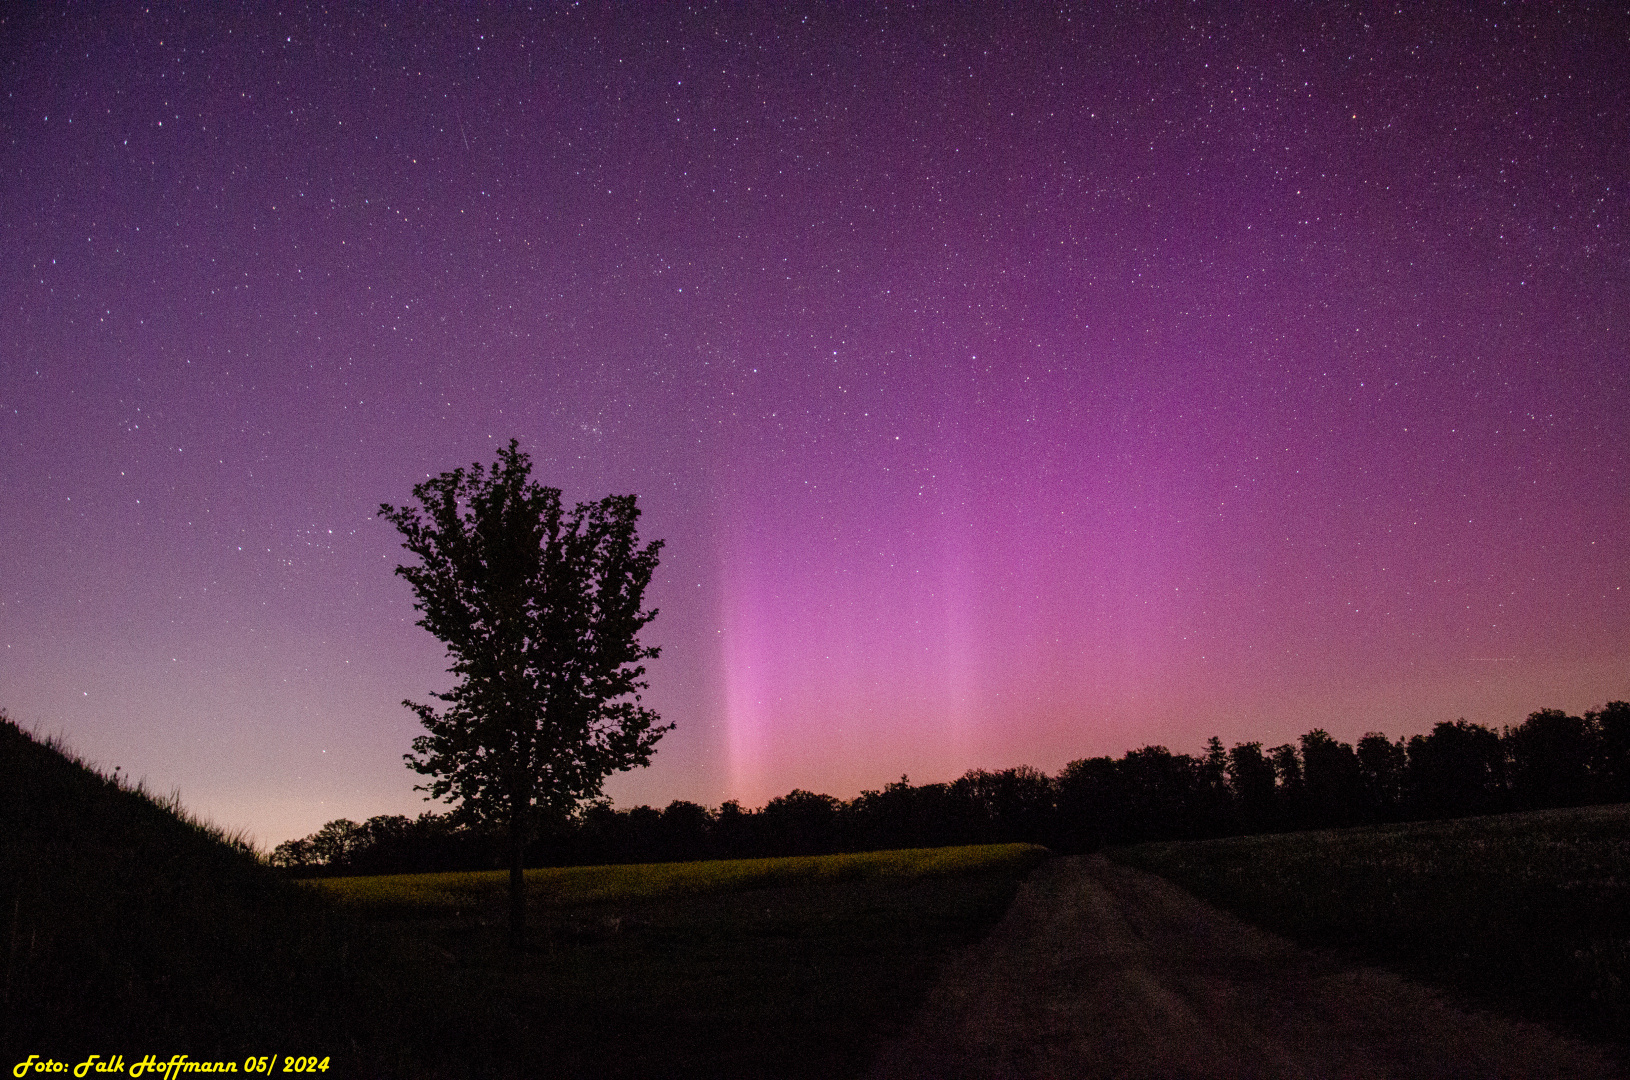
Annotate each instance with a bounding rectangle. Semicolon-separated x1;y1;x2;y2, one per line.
4;5;1627;848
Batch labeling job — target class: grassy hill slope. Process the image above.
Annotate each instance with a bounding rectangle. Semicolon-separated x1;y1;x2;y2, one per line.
0;711;399;1058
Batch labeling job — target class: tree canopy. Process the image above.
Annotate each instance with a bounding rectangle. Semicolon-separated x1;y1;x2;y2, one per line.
380;439;667;946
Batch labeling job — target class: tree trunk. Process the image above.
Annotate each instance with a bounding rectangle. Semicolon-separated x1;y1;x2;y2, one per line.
508;800;527;952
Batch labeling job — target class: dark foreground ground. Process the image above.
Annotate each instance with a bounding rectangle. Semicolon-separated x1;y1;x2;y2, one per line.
870;855;1620;1080
364;867;1033;1079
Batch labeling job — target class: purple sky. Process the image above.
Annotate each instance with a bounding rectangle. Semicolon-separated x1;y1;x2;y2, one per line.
3;5;1626;848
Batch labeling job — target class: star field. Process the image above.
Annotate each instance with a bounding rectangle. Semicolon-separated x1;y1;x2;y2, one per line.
2;5;1626;845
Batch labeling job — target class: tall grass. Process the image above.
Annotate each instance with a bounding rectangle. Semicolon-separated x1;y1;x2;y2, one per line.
0;711;418;1061
26;724;256;848
1110;803;1630;1049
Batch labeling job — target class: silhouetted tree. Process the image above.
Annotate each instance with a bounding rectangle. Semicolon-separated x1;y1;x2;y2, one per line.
1356;732;1407;821
268;699;1630;875
1405;720;1506;818
1195;737;1235;836
310;818;364;867
1269;743;1305;827
951;767;1055;844
909;781;972;848
268;836;317;869
622;804;663;861
1119;746;1202;842
345;815;411;871
658;800;715;861
273;811;500;874
760;789;840;855
846;777;920;851
1505;708;1595;809
381;440;668;949
1591;702;1630;801
1227;742;1278;834
1300;729;1364;827
713;799;754;858
1056;756;1121;849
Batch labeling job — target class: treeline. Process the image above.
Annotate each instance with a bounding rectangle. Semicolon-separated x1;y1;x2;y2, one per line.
271;702;1630;873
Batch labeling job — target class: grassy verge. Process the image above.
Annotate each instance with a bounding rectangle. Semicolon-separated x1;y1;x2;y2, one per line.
1109;804;1630;1049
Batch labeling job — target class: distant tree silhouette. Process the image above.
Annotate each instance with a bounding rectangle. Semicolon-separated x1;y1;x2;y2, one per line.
713;799;754;857
1056;756;1121;849
760;789;841;855
1356;732;1407;821
1118;747;1202;842
380;439;667;950
1196;737;1234;836
1591;702;1630;801
1505;709;1595;809
908;780;974;849
847;777;924;851
1300;730;1364;827
1269;743;1305;827
270;700;1630;876
576;800;629;862
1405;720;1506;818
310;818;364;866
1226;742;1279;834
268;836;317;869
273;811;499;874
623;804;664;862
950;767;1055;844
343;815;410;871
658;800;715;861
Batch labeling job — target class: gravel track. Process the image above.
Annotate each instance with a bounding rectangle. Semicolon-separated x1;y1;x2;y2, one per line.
868;855;1620;1080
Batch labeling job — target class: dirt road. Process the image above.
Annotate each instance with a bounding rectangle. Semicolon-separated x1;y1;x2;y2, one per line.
868;855;1619;1080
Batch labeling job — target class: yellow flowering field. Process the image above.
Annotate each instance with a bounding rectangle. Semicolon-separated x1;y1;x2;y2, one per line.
308;842;1049;915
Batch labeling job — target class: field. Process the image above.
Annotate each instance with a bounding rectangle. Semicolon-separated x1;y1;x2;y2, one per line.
310;843;1045;913
314;844;1049;1078
1110;803;1630;1051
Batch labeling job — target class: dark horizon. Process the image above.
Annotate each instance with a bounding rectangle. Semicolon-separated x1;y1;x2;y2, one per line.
265;701;1630;873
